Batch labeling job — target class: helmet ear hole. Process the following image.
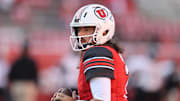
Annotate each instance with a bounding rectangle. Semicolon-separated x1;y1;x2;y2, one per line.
103;30;109;36
93;34;97;42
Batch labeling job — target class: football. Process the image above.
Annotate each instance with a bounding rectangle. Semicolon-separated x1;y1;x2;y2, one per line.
54;88;73;101
59;88;72;97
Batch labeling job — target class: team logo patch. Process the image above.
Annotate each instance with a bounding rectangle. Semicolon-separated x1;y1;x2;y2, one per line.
94;7;108;20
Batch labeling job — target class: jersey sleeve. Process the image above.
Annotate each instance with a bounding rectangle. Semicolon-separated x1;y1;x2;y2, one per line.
83;47;115;81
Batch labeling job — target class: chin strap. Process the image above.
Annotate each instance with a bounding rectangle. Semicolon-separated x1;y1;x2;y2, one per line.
78;37;94;50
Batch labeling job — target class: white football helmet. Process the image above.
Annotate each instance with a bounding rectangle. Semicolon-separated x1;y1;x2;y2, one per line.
70;4;115;51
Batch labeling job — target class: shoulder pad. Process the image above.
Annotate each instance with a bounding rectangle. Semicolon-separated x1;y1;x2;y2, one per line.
83;46;113;61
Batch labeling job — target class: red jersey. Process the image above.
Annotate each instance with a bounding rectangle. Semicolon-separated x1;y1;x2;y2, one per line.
78;46;129;101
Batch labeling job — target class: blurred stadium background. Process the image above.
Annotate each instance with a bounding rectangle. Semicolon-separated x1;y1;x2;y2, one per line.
0;0;179;101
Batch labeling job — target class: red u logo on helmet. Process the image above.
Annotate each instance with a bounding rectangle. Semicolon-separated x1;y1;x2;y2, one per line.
96;9;107;18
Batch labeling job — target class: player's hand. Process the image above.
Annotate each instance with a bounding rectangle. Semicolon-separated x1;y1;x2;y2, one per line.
51;88;77;101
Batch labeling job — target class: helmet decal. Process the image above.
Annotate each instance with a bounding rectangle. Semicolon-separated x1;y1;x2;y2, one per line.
83;12;87;18
94;7;108;19
77;6;88;20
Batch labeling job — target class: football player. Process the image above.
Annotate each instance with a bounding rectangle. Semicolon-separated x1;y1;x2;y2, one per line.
51;4;129;101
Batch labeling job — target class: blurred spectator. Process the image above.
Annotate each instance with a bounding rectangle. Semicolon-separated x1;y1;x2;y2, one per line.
163;60;180;101
144;56;174;101
127;45;153;101
60;50;80;90
8;44;38;101
127;44;175;101
0;52;11;101
0;0;15;13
